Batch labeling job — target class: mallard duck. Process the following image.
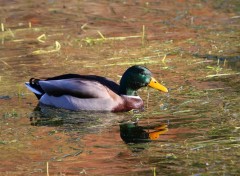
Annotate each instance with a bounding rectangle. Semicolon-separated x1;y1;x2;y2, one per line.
25;65;168;112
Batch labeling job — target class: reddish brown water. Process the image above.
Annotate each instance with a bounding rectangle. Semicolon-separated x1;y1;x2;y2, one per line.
0;0;239;175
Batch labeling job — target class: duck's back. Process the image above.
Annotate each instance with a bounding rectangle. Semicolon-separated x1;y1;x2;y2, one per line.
26;74;119;98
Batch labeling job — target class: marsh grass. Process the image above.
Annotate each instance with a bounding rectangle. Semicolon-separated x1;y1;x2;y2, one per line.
46;162;49;176
1;23;4;32
152;167;156;176
0;23;44;41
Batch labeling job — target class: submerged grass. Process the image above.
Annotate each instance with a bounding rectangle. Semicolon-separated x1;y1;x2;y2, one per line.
148;133;240;175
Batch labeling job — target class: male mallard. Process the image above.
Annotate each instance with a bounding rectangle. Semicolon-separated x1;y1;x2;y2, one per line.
25;65;168;112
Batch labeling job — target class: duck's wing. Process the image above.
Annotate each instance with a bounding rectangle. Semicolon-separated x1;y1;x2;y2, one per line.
38;78;117;98
46;74;119;93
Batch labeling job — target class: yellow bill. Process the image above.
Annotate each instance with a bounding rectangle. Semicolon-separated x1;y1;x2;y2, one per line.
149;128;168;140
148;77;168;93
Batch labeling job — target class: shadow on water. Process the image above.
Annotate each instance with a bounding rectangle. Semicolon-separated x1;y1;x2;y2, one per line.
29;104;126;133
194;54;240;71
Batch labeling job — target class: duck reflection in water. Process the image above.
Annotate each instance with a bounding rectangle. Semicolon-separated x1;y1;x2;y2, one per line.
29;105;168;152
120;120;168;144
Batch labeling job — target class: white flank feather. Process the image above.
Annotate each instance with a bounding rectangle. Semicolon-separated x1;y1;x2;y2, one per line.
25;82;42;95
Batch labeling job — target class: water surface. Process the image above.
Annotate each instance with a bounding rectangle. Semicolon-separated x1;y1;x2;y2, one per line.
0;0;239;175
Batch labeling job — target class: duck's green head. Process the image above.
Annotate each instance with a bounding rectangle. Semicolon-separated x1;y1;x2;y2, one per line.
119;65;168;96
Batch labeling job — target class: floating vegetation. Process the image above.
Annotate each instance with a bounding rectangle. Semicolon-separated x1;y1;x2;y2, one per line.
82;25;146;46
1;23;4;32
32;41;61;55
206;72;240;78
0;28;15;40
206;65;222;73
37;34;47;43
0;22;43;41
82;34;141;45
2;109;18;119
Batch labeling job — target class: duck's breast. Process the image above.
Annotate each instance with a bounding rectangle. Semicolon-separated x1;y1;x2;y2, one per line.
112;95;144;112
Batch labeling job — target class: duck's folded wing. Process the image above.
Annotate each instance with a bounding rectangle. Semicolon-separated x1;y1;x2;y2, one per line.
39;78;111;98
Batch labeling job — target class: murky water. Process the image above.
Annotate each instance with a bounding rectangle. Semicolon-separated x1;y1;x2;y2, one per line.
0;0;239;175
